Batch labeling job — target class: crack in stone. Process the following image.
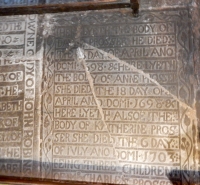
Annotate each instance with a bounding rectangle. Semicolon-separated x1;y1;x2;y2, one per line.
78;42;199;167
79;42;197;119
71;41;198;182
76;47;125;182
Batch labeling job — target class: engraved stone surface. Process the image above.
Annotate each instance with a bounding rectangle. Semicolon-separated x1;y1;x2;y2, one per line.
0;15;39;58
0;14;42;179
41;9;199;184
0;4;199;185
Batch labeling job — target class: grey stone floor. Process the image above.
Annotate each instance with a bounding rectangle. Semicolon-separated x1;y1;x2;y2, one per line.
0;1;199;184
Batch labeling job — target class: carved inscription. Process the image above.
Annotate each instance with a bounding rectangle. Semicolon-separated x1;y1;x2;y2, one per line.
86;16;179;182
0;14;38;178
42;10;198;184
0;59;39;177
0;15;37;58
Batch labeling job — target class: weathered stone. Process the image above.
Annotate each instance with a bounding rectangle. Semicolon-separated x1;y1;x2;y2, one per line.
41;9;199;184
0;3;199;185
0;14;43;179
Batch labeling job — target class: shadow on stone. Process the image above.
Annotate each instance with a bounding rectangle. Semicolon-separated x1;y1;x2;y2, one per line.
0;159;199;184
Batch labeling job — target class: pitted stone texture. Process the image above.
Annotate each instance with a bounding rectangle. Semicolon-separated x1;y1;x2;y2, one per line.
0;14;42;179
41;9;199;184
0;15;43;59
0;5;199;185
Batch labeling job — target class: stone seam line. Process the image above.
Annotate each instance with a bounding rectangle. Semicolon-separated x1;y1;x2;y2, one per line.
76;47;126;184
80;43;196;118
78;43;199;174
